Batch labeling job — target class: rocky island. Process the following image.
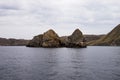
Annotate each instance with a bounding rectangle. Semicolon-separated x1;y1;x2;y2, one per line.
27;29;87;48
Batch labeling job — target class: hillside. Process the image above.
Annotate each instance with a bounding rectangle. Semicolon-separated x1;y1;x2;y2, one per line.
84;35;104;42
89;24;120;46
0;38;29;46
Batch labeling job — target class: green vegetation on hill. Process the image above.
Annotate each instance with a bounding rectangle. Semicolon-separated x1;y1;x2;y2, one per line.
89;24;120;46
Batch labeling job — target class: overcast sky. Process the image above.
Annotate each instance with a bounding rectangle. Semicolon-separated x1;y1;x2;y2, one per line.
0;0;120;39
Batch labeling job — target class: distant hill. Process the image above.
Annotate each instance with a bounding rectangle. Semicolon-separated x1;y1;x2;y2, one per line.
84;35;105;42
89;24;120;46
0;38;29;46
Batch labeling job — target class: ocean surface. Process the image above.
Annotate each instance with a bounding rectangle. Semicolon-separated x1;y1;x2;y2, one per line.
0;46;120;80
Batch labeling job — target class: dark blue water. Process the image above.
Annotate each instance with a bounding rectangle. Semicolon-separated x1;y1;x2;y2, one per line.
0;46;120;80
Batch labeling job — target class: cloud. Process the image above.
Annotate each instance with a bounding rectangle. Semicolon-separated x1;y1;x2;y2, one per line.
0;5;19;10
0;0;120;39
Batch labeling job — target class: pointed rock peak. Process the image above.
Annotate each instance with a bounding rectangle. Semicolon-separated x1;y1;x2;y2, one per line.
72;28;83;36
68;28;84;43
75;28;80;31
44;29;59;37
47;29;55;32
45;29;57;34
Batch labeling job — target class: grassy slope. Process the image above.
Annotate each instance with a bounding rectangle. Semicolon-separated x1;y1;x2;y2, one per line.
89;24;120;46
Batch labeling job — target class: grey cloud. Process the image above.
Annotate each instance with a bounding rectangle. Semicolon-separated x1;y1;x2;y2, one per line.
0;1;22;16
0;0;120;39
0;5;20;10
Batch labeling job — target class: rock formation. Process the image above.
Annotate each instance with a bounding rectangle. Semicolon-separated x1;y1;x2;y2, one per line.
68;29;83;43
27;29;61;47
27;29;87;48
89;24;120;46
27;35;43;47
60;29;86;47
42;29;61;47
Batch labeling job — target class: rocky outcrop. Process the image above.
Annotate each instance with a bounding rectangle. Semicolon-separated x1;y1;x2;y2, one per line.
89;24;120;46
60;29;86;47
67;29;86;47
27;29;87;48
42;29;61;47
0;38;29;46
68;29;83;43
27;29;61;47
27;35;43;47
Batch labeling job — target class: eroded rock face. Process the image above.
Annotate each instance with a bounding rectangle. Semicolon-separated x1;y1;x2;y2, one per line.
27;29;61;47
68;29;83;43
27;35;43;47
27;29;87;48
42;29;61;47
60;36;69;47
60;29;86;47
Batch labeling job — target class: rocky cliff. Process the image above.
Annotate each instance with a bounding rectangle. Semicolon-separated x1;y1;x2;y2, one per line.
89;24;120;46
27;29;87;48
